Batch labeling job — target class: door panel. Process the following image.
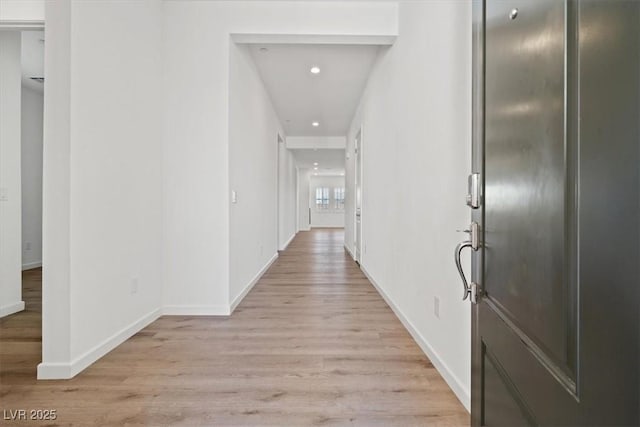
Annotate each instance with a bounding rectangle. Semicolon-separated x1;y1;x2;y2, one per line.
484;0;574;379
576;2;640;423
470;0;640;425
483;348;533;427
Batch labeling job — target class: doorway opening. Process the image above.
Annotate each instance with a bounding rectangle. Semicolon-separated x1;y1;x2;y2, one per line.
0;27;45;378
228;39;384;268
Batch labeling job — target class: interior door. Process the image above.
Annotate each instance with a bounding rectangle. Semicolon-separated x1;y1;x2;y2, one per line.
354;129;362;263
464;1;640;425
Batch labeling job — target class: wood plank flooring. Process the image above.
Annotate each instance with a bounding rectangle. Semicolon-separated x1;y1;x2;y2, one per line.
0;229;469;426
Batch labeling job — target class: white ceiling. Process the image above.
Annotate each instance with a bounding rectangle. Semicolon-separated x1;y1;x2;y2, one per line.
249;44;379;136
292;149;345;175
21;30;44;93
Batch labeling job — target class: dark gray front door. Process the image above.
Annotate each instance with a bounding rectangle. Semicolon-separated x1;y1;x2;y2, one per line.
464;1;640;425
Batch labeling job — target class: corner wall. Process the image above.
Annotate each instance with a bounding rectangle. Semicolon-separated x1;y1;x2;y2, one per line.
39;0;164;378
345;0;472;409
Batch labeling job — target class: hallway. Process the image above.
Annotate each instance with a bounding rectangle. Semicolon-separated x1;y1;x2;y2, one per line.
0;229;467;426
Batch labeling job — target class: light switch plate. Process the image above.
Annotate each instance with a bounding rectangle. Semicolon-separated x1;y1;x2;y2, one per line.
231;190;237;204
0;187;7;202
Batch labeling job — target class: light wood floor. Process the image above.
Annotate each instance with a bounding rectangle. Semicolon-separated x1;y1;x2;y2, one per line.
0;229;469;426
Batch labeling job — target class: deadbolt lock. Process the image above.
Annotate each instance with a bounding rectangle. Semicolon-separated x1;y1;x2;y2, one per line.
467;173;480;209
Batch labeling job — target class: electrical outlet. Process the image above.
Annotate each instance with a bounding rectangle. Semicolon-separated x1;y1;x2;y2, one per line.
0;187;7;202
434;296;440;319
131;277;139;295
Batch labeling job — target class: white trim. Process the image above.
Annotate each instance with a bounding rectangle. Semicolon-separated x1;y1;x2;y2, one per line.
22;260;42;270
163;305;230;316
36;362;72;379
231;33;396;46
37;308;161;379
0;301;25;318
230;252;278;313
279;232;296;251
0;20;44;30
361;266;471;412
344;243;355;260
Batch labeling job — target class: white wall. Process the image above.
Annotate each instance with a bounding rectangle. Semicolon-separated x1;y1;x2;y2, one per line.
0;0;45;22
162;0;397;314
0;32;25;318
21;85;43;271
310;175;345;228
40;0;164;378
278;141;297;250
345;1;472;410
228;42;284;309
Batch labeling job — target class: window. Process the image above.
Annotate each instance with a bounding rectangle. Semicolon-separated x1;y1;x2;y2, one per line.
334;187;345;210
315;187;330;209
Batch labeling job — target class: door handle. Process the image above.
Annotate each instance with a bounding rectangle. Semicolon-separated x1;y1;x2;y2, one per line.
454;221;481;303
455;240;474;301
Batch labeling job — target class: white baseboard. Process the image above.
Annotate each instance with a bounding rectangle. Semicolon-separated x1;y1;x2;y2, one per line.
37;307;162;379
163;249;278;317
230;252;278;313
22;261;42;271
361;266;471;412
0;301;25;318
163;305;230;316
279;232;296;251
344;243;355;260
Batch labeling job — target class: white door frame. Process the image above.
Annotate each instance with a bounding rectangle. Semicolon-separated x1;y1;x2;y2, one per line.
354;126;363;263
276;133;283;250
0;18;45;364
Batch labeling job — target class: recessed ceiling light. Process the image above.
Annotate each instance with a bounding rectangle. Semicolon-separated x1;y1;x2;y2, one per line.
313;162;318;166
310;66;321;74
314;173;318;176
314;167;318;170
312;122;319;127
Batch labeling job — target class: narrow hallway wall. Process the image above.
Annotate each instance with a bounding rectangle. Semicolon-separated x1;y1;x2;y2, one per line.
21;85;44;271
228;42;285;309
345;0;472;409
